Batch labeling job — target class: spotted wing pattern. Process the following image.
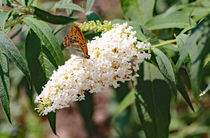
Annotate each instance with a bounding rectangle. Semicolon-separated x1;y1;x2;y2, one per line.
63;26;90;59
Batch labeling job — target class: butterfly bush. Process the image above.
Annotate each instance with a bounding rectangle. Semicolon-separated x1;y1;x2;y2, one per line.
35;23;151;115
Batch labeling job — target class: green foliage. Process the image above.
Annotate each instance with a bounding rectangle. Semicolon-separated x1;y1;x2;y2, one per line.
188;15;210;97
33;7;79;24
86;11;101;22
0;51;11;123
112;89;136;133
23;16;64;66
77;92;94;138
25;30;47;94
86;0;95;12
0;11;10;31
53;1;85;13
0;32;30;82
47;112;57;135
145;12;196;30
136;61;171;138
0;0;209;137
25;29;58;133
153;48;176;95
120;0;155;24
176;15;210;97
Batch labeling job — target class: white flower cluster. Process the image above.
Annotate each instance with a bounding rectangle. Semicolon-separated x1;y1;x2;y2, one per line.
136;41;151;50
35;23;151;115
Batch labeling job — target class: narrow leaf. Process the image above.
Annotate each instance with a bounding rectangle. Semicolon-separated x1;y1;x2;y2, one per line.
25;30;47;94
86;0;95;12
136;61;171;138
112;89;135;133
23;77;35;107
47;112;57;135
23;16;64;66
86;11;101;22
189;15;210;96
120;0;155;24
53;25;66;35
145;12;196;30
78;92;94;138
54;2;85;12
25;0;34;6
0;32;30;81
115;81;130;101
33;7;79;24
175;34;189;71
176;15;210;96
39;46;57;80
26;30;57;134
176;71;194;111
0;51;11;123
0;11;9;30
153;48;177;95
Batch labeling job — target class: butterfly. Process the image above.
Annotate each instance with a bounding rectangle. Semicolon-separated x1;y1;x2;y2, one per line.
63;26;90;59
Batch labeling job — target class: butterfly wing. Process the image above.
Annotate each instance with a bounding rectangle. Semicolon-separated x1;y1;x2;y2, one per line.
63;26;90;59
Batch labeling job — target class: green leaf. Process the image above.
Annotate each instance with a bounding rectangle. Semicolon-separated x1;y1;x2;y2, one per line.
54;2;85;12
176;71;194;111
23;77;35;107
176;15;210;96
153;48;177;95
0;32;30;82
145;12;196;30
136;61;171;138
204;54;210;67
86;0;94;12
78;92;94;138
112;89;135;133
15;0;24;5
120;0;155;24
33;7;79;24
26;30;57;134
52;0;73;15
175;34;189;71
0;51;11;123
47;112;57;135
25;30;47;94
181;6;210;22
39;46;57;80
86;11;101;22
115;81;130;101
0;11;9;30
189;15;210;96
25;0;34;6
23;16;64;66
53;25;66;35
191;7;210;22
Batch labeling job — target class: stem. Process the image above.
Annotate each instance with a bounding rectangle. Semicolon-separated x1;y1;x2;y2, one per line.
3;15;26;30
5;19;22;29
139;39;177;52
152;39;176;48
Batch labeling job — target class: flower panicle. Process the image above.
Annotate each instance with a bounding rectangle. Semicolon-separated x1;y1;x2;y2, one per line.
35;23;151;115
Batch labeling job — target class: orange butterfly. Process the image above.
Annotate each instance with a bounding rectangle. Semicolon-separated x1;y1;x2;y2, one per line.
63;26;90;59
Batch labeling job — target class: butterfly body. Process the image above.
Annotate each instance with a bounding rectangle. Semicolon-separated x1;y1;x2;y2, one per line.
63;26;90;59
